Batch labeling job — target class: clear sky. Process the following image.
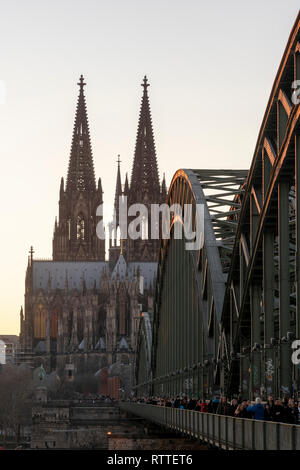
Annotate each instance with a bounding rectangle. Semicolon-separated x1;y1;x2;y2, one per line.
0;0;299;334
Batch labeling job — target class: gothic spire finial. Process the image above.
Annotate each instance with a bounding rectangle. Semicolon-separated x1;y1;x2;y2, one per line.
29;246;34;265
77;74;86;91
66;75;96;192
141;75;150;94
130;75;159;199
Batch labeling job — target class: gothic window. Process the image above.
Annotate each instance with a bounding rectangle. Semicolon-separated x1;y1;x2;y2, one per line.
119;300;126;335
34;304;46;339
118;291;129;336
51;310;58;339
76;215;85;240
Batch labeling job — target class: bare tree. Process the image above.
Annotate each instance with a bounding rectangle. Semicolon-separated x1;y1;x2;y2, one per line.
0;364;33;446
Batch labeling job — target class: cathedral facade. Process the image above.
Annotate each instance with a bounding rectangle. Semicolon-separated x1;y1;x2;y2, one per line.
19;75;166;392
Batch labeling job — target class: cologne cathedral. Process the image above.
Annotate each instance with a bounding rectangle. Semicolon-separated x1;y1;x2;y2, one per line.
19;75;166;393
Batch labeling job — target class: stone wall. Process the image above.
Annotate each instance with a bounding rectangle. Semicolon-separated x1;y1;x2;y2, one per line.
108;436;207;450
31;402;207;450
31;403;151;449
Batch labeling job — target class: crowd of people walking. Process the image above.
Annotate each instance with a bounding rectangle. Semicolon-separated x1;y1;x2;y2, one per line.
131;395;300;424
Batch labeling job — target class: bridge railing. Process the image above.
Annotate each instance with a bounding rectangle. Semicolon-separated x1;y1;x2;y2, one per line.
119;403;300;450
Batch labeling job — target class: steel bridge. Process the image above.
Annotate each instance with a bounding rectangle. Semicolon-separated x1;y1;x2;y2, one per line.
135;11;300;401
130;12;300;450
120;403;300;450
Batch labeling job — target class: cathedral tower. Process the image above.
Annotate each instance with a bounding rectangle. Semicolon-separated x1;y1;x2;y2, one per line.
126;76;166;262
53;76;105;261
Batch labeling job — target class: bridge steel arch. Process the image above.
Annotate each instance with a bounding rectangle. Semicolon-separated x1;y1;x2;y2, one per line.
135;169;247;399
222;11;300;399
134;12;300;401
135;312;153;397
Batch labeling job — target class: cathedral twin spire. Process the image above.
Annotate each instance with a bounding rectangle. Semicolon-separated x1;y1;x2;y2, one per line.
113;75;163;224
53;75;104;261
54;74;164;262
66;73;161;200
130;76;160;200
66;75;96;193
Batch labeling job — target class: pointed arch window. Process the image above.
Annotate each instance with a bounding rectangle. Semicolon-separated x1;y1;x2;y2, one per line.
51;309;59;339
77;215;85;240
34;304;46;339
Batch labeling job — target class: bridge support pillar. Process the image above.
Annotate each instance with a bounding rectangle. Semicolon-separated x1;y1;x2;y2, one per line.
250;283;262;399
263;230;275;397
295;135;300;395
278;180;291;397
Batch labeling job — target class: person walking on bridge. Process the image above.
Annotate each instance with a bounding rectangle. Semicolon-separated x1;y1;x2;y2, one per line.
246;397;265;420
217;396;230;415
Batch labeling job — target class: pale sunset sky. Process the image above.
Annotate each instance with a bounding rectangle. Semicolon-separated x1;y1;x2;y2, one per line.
0;0;299;333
